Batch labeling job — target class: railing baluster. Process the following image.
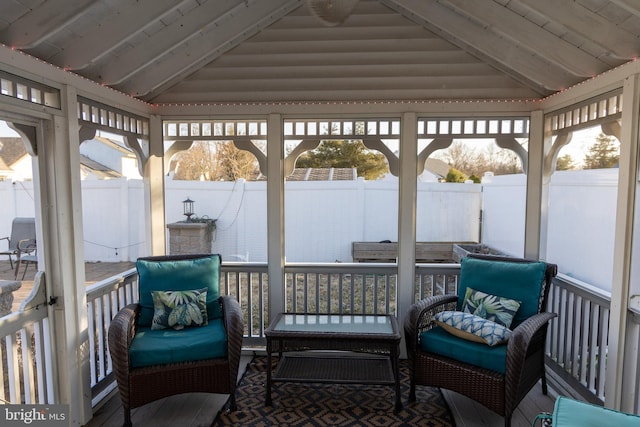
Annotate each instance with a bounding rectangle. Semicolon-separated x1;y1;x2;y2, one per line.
88;300;97;386
7;334;18;402
21;328;33;403
43;318;54;404
33;322;45;404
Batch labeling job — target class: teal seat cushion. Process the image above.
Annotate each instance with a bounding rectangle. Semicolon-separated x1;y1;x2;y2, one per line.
552;396;640;426
129;318;227;368
136;255;222;327
458;257;547;328
420;326;507;374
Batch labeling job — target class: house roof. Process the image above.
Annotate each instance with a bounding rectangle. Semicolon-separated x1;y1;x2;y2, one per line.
287;167;358;181
1;0;638;104
79;155;121;179
0;137;27;168
424;158;451;179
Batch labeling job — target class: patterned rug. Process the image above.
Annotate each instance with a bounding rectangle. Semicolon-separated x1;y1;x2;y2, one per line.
213;356;454;426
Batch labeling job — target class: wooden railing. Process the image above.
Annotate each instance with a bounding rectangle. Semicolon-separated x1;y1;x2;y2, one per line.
0;263;614;411
0;272;54;404
85;268;138;406
546;274;611;405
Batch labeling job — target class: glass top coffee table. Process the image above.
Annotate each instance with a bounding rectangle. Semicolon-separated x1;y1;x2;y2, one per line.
265;313;402;413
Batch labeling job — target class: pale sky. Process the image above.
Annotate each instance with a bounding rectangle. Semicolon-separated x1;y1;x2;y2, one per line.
0;120;19;137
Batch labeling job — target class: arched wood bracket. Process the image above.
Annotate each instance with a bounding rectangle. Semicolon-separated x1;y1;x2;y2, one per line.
164;141;195;174
495;136;528;175
18;271;47;312
418;137;454;175
79;124;149;177
165;139;267;177
284;139;324;177
232;138;267;177
544;118;620;176
283;136;399;177
360;137;398;177
545;133;572;175
125;134;148;177
8;122;38;156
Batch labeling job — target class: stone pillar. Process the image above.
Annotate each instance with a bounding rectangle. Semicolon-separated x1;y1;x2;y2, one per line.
167;222;214;255
0;280;21;316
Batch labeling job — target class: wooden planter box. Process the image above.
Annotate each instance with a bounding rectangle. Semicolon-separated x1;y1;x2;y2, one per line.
351;241;477;263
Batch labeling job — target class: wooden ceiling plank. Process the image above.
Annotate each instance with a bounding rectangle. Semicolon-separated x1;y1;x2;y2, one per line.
153;86;540;103
230;37;456;55
599;0;640;18
50;0;188;71
0;0;95;49
163;74;531;93
441;0;607;77
382;0;573;92
120;0;304;99
216;49;477;64
82;0;254;85
519;0;640;59
189;63;499;80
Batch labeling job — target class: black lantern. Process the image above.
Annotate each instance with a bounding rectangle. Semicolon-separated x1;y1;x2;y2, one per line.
182;197;195;221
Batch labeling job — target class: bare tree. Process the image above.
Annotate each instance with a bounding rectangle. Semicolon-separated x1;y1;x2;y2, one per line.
434;140;523;178
173;141;259;181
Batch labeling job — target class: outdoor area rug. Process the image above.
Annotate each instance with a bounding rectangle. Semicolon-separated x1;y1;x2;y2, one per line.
212;356;454;426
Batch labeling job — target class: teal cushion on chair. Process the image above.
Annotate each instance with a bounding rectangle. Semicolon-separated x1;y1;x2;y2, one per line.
136;255;222;327
129;318;227;368
457;257;547;328
552;396;640;426
420;326;507;374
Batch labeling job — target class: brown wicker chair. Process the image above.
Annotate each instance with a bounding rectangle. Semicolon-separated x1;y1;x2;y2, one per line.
404;254;557;427
108;254;243;427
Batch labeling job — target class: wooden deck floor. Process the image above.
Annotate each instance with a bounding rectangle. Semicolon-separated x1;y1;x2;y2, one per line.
0;260;556;426
84;354;555;427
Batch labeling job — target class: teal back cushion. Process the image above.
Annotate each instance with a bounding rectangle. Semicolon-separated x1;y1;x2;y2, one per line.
457;257;547;328
136;255;222;327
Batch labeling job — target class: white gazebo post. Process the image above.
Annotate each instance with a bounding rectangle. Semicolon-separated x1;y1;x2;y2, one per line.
41;86;92;426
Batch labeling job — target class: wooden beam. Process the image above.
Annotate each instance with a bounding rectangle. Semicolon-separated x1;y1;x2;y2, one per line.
82;0;246;85
116;0;304;99
519;0;640;60
50;0;185;71
0;0;94;49
441;0;608;77
382;0;576;92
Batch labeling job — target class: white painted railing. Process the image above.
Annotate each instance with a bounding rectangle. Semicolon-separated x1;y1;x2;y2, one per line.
546;274;611;404
85;268;138;406
0;263;612;411
0;272;54;404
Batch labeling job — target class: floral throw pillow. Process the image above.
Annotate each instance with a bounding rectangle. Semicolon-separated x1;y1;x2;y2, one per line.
151;288;208;330
435;310;512;346
462;287;521;328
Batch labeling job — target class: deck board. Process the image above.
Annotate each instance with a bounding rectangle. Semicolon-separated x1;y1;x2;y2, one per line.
84;354;555;427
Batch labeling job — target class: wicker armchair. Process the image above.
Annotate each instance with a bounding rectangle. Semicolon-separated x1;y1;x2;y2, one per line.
404;254;557;427
108;254;243;427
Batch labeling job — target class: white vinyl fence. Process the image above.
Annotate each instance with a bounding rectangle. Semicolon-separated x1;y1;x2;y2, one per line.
0;168;619;291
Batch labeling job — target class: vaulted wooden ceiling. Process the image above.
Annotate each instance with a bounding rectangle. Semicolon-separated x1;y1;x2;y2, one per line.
1;0;639;104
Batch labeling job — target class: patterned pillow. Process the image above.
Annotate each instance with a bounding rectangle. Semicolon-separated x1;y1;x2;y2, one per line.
151;288;208;330
434;311;512;346
462;287;521;328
